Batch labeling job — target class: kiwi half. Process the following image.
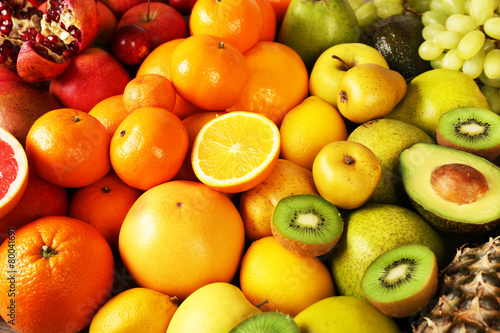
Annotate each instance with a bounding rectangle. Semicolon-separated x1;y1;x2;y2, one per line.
361;244;438;318
271;194;343;257
436;106;500;161
229;312;299;333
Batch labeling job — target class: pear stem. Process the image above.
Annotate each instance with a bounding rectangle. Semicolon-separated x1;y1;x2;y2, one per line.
332;55;350;71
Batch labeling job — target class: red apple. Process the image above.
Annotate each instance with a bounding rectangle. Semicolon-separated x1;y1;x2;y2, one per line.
111;23;153;65
0;65;25;83
49;47;132;112
168;0;198;15
100;0;168;18
95;1;119;46
118;2;188;49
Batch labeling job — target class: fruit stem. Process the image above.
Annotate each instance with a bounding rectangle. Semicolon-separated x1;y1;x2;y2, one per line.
41;245;57;259
101;186;111;193
219;42;225;49
343;155;355;166
256;299;269;308
147;0;151;22
332;55;349;71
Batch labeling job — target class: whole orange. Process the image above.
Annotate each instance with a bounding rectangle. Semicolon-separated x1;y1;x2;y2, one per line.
69;171;143;251
119;180;246;301
110;107;189;191
0;216;115;333
88;94;131;137
169;34;247;111
122;74;177;113
25;108;112;188
239;236;335;317
256;0;277;42
189;0;264;53
227;41;309;126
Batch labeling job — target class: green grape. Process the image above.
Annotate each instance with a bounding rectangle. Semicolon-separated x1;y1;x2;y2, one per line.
430;0;447;13
355;2;378;29
445;14;478;35
480;85;500;115
433;30;464;49
441;49;465;70
430;53;445;68
457;30;485;59
482;40;497;53
422;10;450;25
462;49;485;78
413;0;432;13
464;0;472;13
469;0;494;25
422;23;447;40
484;17;500;39
375;2;404;19
483;49;500;79
419;40;445;60
348;0;366;11
480;72;500;88
440;0;466;15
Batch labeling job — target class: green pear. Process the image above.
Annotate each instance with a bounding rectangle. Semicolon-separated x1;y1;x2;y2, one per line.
329;203;445;298
348;118;434;205
166;282;261;333
277;0;361;72
293;296;400;333
385;68;491;139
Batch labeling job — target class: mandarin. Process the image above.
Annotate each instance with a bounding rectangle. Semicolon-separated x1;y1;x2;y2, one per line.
189;0;264;53
119;180;246;301
256;0;277;41
69;171;143;251
226;41;309;126
110;107;189;191
25;108;112;188
88;94;131;137
170;34;247;111
0;216;115;333
122;74;177;113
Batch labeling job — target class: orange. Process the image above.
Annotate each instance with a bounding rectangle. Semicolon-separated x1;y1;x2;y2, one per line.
110;107;189;191
0;216;115;333
191;111;281;193
189;0;264;53
256;0;277;41
174;110;227;182
135;38;204;120
280;95;348;170
25;108;112;188
239;236;335;317
88;94;131;137
122;74;177;113
118;180;246;300
227;41;309;126
170;34;247;111
0;169;68;241
268;0;292;27
69;171;143;251
0;127;28;220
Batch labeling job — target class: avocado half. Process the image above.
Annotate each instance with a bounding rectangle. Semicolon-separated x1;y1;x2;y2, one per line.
400;142;500;234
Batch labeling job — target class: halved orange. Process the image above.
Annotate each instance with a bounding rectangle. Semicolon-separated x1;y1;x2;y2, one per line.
191;111;280;193
0;127;29;219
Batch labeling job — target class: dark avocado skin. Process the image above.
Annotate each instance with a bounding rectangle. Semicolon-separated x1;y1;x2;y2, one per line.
364;14;432;81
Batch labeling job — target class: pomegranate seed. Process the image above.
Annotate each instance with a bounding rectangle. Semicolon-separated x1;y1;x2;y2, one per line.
35;32;43;43
0;9;10;20
0;25;11;35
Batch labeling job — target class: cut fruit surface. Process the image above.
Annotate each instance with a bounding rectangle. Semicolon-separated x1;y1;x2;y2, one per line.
192;111;281;193
0;127;28;219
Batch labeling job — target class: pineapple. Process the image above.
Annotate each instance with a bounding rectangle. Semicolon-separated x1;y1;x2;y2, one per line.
413;236;500;333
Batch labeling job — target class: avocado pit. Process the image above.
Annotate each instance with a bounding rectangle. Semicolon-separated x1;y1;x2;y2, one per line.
430;163;488;205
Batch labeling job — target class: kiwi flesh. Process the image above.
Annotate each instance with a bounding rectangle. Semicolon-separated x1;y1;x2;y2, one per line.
271;194;343;257
229;312;299;333
361;244;438;318
436;106;500;161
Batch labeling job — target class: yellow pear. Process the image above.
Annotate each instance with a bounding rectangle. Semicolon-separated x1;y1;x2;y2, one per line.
336;63;407;123
166;282;262;333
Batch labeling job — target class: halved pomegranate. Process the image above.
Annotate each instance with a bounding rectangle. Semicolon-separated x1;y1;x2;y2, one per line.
0;0;101;82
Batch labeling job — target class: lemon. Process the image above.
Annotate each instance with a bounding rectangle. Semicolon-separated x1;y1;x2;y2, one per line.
89;287;178;333
280;96;348;170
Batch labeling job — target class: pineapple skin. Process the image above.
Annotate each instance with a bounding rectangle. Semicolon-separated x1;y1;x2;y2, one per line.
412;236;500;333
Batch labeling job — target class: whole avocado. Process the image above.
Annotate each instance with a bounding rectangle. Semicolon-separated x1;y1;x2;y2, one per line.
364;13;431;80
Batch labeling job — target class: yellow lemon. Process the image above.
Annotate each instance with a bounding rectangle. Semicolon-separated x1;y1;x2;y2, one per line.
280;96;348;170
89;287;178;333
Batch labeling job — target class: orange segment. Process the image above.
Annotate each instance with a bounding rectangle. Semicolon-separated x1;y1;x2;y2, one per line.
192;111;280;193
0;127;28;219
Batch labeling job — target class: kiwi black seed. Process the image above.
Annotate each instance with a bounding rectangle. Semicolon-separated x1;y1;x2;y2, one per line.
436;106;500;161
271;194;343;257
229;312;299;333
361;244;438;318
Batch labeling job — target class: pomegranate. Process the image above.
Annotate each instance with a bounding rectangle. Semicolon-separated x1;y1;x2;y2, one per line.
0;0;101;83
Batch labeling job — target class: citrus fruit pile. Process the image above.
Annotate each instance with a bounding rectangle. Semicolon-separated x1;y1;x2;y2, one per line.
0;0;498;332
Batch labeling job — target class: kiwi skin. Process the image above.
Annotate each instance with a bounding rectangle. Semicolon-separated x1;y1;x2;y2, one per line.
436;107;500;161
271;194;343;257
361;244;438;318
